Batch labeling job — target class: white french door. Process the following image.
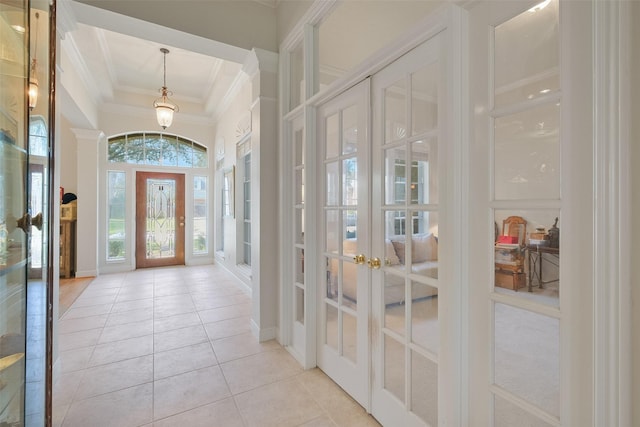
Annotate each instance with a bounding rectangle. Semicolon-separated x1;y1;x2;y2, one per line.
317;79;371;408
370;34;448;427
316;33;449;425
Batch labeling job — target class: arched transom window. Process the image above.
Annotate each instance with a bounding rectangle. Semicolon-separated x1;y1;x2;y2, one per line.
108;132;207;168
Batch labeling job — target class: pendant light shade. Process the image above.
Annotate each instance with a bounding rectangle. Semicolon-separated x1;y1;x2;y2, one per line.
153;48;179;129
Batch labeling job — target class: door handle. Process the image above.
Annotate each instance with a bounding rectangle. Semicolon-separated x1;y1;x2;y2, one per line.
353;254;367;265
16;213;31;234
367;257;381;269
32;213;43;231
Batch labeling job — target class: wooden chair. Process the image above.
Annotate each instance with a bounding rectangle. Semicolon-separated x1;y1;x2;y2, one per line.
495;216;527;289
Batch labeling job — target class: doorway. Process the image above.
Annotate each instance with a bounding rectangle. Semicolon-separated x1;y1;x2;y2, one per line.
135;171;186;268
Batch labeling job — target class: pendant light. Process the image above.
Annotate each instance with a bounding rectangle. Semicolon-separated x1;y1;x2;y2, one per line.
28;12;39;110
153;48;179;129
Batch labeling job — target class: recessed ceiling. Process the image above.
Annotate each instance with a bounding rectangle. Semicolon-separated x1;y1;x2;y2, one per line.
67;22;243;117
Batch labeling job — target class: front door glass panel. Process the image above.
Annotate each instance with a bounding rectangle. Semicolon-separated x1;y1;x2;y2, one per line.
146;178;176;259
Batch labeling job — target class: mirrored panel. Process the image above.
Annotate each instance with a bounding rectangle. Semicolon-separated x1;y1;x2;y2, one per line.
494;102;560;200
410;212;439;280
295;168;304;205
494;303;560;417
294;126;304;166
411;282;438;354
411;351;438;426
343;210;356;242
494;0;559;107
342;312;357;363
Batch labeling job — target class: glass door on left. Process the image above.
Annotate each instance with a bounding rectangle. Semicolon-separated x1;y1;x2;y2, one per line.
1;0;52;425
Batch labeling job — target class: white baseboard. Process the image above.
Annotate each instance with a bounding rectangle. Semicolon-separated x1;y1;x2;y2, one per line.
74;269;97;278
251;319;277;342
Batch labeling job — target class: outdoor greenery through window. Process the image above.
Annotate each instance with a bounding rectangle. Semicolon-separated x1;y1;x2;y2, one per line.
108;133;207;168
108;171;126;260
193;176;208;254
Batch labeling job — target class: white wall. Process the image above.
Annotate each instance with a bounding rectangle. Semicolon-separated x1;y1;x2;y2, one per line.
212;76;252;284
59;115;78;196
276;0;313;46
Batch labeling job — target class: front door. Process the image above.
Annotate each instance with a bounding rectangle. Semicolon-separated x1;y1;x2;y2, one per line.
135;171;185;268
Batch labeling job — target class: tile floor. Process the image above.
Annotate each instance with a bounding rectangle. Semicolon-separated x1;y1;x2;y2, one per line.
53;264;380;427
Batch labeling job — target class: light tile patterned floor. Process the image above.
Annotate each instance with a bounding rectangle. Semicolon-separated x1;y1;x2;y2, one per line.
53;264;380;427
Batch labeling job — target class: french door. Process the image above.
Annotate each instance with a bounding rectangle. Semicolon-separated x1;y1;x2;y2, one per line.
317;79;370;408
135;172;185;268
316;34;447;425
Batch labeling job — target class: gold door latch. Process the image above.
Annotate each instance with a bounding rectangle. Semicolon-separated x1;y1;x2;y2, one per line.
367;257;381;269
353;254;367;265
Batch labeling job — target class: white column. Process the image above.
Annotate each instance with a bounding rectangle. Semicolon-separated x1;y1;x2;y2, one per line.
71;128;104;277
244;48;279;341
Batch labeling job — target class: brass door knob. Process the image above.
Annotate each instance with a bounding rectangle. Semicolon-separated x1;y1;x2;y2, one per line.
353;254;366;265
367;257;381;269
16;213;31;234
32;213;43;231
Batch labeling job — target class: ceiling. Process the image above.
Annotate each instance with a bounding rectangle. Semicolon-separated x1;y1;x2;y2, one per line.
66;22;244;120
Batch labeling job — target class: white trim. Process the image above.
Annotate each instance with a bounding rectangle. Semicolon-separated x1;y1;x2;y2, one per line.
593;0;632;425
250;319;278;342
74;269;98;278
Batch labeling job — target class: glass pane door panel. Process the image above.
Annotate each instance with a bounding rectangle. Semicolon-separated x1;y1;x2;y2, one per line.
494;396;556;427
343;210;357;242
326;210;339;254
326;304;339;350
494;209;560;306
295;168;304;205
411;61;439;135
342;105;358;155
411;351;438;426
325;257;338;302
410;138;438;205
342;158;357;206
384;80;407;143
494;0;559;107
342;312;357;363
294;127;304;165
289;41;304;111
295;286;304;324
494;103;560;201
411;282;438;354
342;262;357;309
385;147;407;205
146;179;176;258
295;247;304;284
386;210;406;272
384;275;405;335
326;161;339;206
295;208;304;244
494;303;560;417
384;335;405;401
326;114;339;159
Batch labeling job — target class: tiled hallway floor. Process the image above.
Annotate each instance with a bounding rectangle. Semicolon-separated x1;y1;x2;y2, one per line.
53;265;380;427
